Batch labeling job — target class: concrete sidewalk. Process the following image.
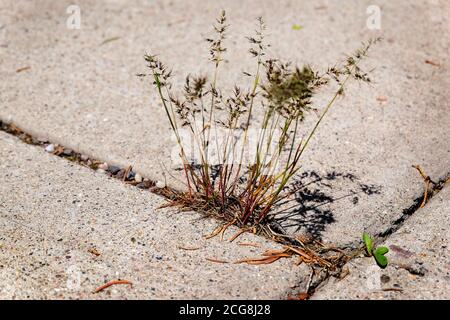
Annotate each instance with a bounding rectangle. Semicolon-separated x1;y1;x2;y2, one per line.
0;0;449;299
313;184;450;299
0;0;448;245
0;131;306;299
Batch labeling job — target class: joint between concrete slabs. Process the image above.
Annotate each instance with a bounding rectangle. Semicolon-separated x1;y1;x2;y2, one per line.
2;120;447;299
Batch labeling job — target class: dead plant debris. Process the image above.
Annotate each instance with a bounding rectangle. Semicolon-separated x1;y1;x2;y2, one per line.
178;245;202;251
205;257;229;264
228;227;254;242
287;292;310;300
237;242;260;248
412;165;437;208
382;287;403;292
100;36;121;46
88;248;101;256
424;59;440;67
93;279;132;293
16;66;31;73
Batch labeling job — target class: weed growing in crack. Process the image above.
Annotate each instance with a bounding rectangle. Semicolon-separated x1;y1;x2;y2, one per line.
142;11;380;235
363;232;389;268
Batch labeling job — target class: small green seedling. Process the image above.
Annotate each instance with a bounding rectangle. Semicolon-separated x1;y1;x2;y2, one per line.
362;232;373;255
292;24;303;30
362;232;389;268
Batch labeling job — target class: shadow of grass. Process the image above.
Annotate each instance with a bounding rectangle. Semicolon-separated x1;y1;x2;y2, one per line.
269;170;381;240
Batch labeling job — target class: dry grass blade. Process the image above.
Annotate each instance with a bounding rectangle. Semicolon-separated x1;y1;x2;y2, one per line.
234;249;292;265
382;288;404;292
237;242;260;247
228;228;250;242
16;66;31;73
220;219;237;241
285;246;312;259
262;248;289;256
412;164;435;208
424;59;440;67
234;255;282;265
206;257;229;264
204;224;225;239
123;165;132;182
178;245;202;251
93;279;132;293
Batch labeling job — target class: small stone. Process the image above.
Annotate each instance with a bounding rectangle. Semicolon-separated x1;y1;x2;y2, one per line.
116;169;125;179
98;162;108;170
156;181;166;188
134;173;143;183
127;170;135;180
62;148;73;156
80;154;89;161
136;181;151;189
107;165;121;175
380;274;390;283
45;144;55;153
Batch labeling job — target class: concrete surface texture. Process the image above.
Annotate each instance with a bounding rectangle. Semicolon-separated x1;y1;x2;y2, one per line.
1;0;448;245
0;0;449;300
313;184;450;300
0;132;307;299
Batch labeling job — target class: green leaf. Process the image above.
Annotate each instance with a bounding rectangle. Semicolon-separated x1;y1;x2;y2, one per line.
362;232;373;256
292;24;303;31
374;250;388;268
375;246;389;255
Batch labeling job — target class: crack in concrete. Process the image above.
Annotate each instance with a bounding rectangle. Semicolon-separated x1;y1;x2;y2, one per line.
376;174;449;241
0;120;171;194
2;120;448;300
306;173;449;298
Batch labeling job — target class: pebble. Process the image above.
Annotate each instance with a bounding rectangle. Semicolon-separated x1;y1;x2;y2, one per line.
62;148;73;156
107;165;121;175
156;181;166;188
136;181;151;189
127;170;135;180
134;173;143;183
98;162;108;170
116;169;125;179
45;144;55;153
80;154;89;161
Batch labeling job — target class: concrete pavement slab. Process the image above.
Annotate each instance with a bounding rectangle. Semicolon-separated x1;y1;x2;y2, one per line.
312;184;450;299
0;131;307;299
0;0;449;245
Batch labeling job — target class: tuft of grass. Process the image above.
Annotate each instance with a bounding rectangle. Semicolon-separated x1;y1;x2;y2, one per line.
142;11;380;234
